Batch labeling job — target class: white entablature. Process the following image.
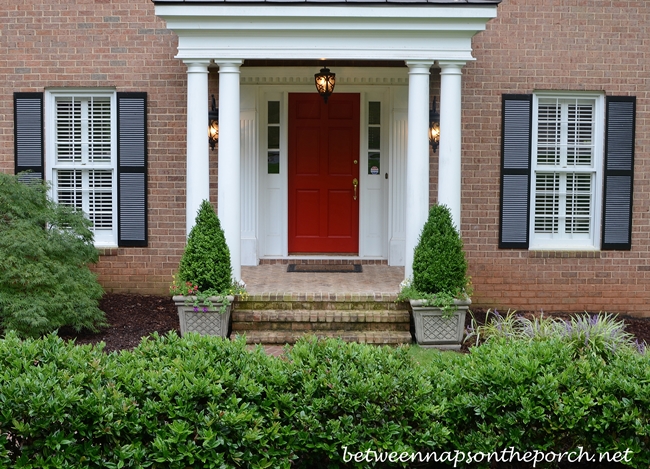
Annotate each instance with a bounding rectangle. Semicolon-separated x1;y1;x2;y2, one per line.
154;4;498;61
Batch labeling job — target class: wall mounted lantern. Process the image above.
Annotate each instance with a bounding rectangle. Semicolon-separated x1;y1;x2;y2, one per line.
208;94;219;151
429;96;441;153
314;67;336;104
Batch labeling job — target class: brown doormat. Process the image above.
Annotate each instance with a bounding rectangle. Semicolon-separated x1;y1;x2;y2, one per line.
287;264;363;273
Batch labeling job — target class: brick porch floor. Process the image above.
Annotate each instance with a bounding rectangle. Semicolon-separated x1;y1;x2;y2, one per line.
241;264;405;295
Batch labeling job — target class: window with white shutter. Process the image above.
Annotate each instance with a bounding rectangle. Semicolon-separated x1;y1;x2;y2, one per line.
529;94;604;249
47;92;117;246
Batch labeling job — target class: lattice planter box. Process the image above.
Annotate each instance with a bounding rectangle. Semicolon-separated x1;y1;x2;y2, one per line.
173;295;234;337
409;299;471;350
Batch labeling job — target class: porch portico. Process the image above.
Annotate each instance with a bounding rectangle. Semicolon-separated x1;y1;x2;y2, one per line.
154;0;499;281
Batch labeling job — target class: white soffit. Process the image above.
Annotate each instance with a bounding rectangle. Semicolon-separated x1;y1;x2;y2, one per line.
155;5;498;61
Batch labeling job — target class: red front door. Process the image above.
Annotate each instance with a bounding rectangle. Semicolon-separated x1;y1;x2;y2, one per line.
288;93;360;254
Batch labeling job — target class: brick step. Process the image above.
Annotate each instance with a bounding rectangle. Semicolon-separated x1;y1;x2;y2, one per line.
232;309;411;323
232;330;413;345
233;310;410;332
235;294;408;312
233;321;409;332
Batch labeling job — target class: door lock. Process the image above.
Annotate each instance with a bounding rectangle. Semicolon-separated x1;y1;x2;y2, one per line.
352;178;358;200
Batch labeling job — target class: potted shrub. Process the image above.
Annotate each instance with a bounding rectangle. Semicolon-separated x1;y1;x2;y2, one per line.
398;204;471;349
171;200;244;337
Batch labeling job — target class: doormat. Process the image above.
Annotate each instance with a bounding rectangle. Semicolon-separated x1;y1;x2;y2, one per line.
287;264;363;273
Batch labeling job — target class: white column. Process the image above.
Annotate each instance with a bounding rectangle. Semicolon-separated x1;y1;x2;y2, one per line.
404;61;433;279
217;61;243;281
184;60;211;236
437;60;465;232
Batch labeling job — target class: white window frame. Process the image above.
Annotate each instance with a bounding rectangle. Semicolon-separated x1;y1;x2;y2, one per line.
45;89;118;247
529;91;604;250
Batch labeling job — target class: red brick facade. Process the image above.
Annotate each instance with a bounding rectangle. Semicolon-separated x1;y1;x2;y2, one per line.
462;1;649;316
1;1;648;315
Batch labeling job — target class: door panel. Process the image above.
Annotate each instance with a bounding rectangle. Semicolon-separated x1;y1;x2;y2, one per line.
288;93;360;253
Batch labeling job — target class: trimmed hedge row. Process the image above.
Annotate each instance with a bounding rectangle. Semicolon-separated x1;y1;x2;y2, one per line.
0;333;648;468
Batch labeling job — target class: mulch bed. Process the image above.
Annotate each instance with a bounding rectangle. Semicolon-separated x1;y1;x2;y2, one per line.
58;293;180;353
58;293;650;355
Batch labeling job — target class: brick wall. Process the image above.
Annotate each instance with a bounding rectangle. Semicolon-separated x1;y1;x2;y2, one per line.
0;0;189;293
461;0;650;315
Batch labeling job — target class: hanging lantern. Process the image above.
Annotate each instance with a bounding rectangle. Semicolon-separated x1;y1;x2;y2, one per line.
429;96;440;153
314;67;336;104
208;94;219;151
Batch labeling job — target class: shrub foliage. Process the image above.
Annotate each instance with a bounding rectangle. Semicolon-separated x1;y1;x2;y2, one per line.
0;332;648;468
177;200;232;293
411;204;468;296
0;173;105;338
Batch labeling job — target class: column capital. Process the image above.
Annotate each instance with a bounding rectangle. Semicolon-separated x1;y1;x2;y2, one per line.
216;60;243;73
437;60;467;74
183;60;211;73
405;60;434;73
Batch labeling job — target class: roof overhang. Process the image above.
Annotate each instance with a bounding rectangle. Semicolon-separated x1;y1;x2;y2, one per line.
153;3;499;62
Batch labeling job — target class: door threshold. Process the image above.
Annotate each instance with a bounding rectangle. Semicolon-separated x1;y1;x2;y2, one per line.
259;256;388;265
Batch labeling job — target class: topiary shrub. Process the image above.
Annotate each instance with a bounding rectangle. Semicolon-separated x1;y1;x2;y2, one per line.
411;204;469;297
177;200;232;294
0;173;106;338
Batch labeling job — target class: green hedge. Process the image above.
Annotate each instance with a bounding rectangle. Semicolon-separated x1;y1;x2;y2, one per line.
0;333;648;468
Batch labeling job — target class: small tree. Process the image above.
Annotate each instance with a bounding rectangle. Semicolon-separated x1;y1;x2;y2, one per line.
0;173;106;338
411;204;469;297
177;200;232;294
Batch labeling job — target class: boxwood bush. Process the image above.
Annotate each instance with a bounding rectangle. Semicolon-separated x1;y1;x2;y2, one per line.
177;199;232;294
411;204;468;297
0;333;648;468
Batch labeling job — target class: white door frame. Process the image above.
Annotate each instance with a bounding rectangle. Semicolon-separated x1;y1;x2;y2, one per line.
242;67;408;263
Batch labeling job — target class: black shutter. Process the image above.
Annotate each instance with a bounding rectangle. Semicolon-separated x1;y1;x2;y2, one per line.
117;92;147;247
499;94;533;248
14;92;44;181
601;96;635;250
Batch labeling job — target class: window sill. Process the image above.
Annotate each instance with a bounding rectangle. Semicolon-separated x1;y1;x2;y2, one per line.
528;250;601;259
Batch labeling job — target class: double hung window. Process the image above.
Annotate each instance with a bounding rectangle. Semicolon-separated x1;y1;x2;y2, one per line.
530;95;603;249
51;93;117;246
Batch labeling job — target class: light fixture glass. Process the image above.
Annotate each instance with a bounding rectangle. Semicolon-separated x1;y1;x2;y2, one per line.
429;96;440;153
314;67;336;104
208;94;219;151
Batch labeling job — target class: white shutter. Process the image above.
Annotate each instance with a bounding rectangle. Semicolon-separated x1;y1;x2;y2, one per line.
567;103;594;166
55;98;82;163
536;103;561;166
88;97;112;163
565;173;592;234
534;172;559;233
56;170;83;211
88;170;114;229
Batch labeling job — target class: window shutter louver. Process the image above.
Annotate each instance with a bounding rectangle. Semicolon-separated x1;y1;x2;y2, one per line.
602;96;635;250
117;92;148;247
14;93;44;181
499;94;533;248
